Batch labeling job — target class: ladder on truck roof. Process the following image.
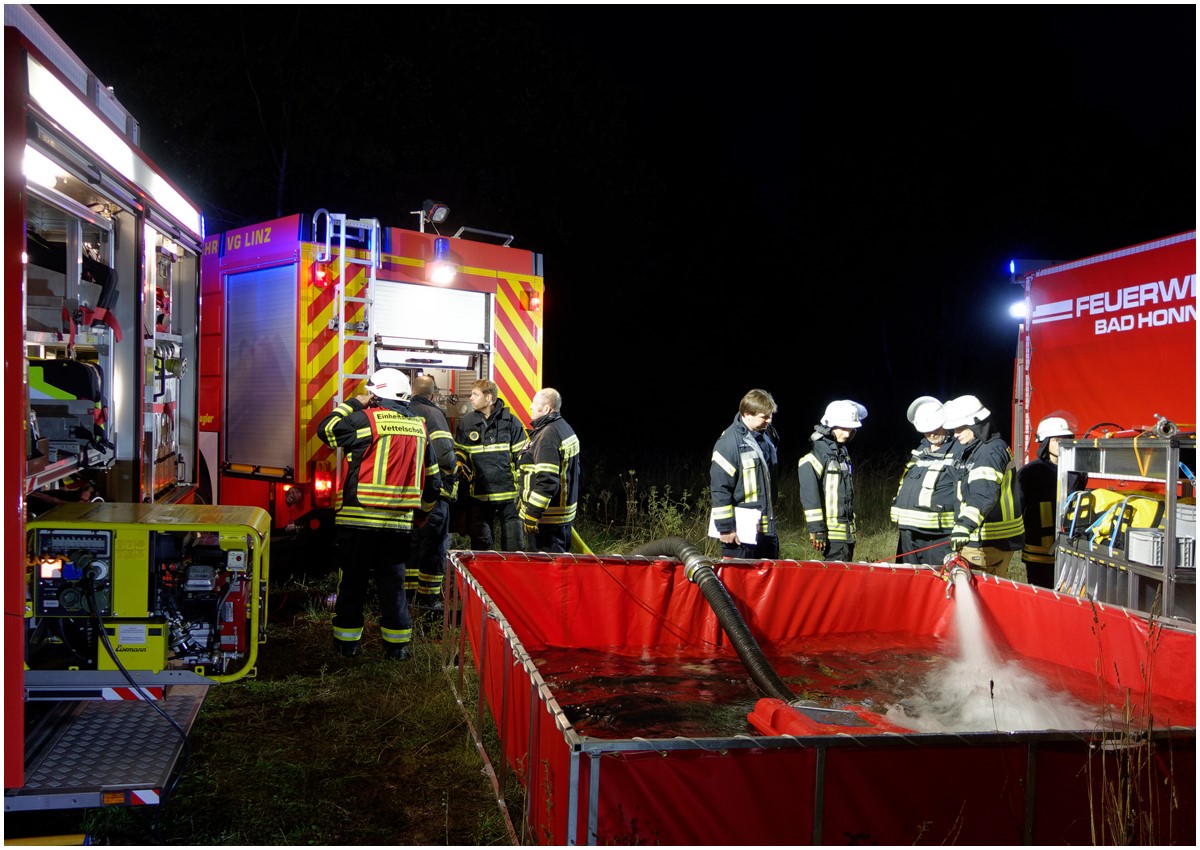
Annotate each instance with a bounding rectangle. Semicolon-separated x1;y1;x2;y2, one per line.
313;211;381;408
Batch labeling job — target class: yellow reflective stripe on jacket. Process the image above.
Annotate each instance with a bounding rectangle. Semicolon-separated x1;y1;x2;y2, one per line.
916;461;953;508
334;504;416;531
741;451;761;505
823;472;852;540
891;506;955;531
799;454;827;527
360;413;427;509
519;433;580;524
1021;499;1058;562
979;468;1024;540
712;450;736;477
458;443;520;499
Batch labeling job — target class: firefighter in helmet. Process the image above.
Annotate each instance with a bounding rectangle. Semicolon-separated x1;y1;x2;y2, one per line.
799;400;867;561
890;396;959;564
317;368;441;659
942;394;1024;577
1017;414;1088;588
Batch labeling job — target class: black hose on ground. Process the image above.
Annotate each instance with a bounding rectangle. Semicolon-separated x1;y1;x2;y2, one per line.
631;537;794;703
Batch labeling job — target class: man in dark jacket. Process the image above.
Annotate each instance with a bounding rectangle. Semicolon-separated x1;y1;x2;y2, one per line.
317;368;441;660
454;379;528;551
942;394;1024;578
517;388;580;553
710;388;780;559
407;375;457;609
799;399;867;561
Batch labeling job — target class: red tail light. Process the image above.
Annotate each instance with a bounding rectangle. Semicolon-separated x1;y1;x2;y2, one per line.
313;460;333;508
313;263;331;288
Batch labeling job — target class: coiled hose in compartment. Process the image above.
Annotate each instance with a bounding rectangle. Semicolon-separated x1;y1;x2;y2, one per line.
631;537;794;703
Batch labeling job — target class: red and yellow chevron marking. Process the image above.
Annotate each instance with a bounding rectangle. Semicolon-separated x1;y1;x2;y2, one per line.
493;273;543;426
299;244;372;480
296;241;545;475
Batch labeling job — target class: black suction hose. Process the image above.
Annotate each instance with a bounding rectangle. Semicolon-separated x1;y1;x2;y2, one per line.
631;537;794;703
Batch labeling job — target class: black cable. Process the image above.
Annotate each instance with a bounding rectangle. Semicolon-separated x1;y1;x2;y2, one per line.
81;567;192;812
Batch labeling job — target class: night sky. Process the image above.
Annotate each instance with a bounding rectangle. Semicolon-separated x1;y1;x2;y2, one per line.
31;4;1197;474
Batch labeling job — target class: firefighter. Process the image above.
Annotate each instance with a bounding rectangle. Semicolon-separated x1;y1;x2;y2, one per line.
709;388;781;559
1018;415;1088;588
517;388;581;553
407;375;457;611
890;396;959;564
454;379;529;551
317;368;440;659
942;394;1024;578
799;400;867;561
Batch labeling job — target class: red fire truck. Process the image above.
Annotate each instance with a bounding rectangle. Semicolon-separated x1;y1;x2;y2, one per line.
1012;230;1195;460
198;208;546;556
1011;231;1196;620
6;5;269;817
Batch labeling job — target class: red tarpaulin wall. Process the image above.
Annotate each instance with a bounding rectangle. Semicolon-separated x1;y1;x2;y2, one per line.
1021;232;1196;463
455;554;1196;845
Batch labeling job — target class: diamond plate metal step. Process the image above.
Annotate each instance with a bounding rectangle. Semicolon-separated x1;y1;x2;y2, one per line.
5;685;209;811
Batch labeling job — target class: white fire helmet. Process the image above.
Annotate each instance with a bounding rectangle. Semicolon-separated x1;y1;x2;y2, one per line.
940;395;990;429
1036;415;1074;441
366;368;411;400
821;399;867;429
906;396;945;433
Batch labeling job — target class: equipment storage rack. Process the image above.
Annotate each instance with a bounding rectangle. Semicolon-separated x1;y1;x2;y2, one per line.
1054;434;1197;624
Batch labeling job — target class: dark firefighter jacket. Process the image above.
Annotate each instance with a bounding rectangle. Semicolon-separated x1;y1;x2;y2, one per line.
517;411;581;526
952;429;1024;550
710;414;779;537
454;398;528;503
890;438;959;533
798;428;856;543
409;394;457;501
317;397;441;531
1017;446;1089;567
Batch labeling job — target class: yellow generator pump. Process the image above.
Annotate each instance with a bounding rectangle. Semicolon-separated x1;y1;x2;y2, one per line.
26;502;271;683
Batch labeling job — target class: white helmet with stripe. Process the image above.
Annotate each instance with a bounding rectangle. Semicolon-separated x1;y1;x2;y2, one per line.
366;368;411;401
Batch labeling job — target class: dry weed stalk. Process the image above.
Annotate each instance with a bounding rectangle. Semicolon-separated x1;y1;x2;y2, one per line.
1086;593;1177;845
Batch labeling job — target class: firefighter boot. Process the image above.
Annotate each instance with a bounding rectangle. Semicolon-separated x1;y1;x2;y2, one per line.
333;638;361;658
384;642;411;661
414;592;444;619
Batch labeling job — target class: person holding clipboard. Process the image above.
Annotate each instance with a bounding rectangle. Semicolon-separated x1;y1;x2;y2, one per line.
709;389;781;559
